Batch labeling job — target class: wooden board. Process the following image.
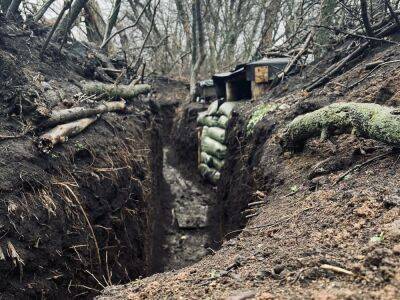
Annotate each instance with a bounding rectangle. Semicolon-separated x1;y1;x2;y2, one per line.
255;66;269;83
252;81;270;99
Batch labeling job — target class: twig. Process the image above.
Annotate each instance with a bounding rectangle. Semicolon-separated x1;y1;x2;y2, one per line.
277;31;314;81
54;182;102;271
101;0;152;49
348;59;400;89
130;0;160;73
306;21;400;91
333;152;392;185
313;25;399;45
320;264;354;276
40;0;71;58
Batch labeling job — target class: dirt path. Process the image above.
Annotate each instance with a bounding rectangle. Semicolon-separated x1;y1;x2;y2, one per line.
160;147;216;271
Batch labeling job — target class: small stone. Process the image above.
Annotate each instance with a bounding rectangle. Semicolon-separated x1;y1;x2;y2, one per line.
273;265;285;275
383;195;400;207
384;220;400;241
255;270;271;279
355;203;375;218
41;81;52;91
393;244;400;255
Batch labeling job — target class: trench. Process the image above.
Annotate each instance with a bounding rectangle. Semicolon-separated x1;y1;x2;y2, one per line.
152;101;220;273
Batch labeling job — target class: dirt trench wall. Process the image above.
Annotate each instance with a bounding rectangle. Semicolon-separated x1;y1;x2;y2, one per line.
0;110;163;298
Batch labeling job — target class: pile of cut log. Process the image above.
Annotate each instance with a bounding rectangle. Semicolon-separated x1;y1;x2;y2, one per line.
197;101;236;184
38;83;151;153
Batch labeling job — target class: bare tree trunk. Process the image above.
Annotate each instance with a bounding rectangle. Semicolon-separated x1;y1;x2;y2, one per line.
175;0;191;48
256;0;282;57
41;1;71;57
84;0;106;43
34;0;57;22
5;0;22;19
360;0;375;36
101;0;121;49
315;0;336;59
189;0;206;101
55;0;89;41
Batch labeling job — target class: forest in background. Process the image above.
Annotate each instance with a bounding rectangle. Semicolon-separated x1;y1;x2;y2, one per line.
1;0;399;97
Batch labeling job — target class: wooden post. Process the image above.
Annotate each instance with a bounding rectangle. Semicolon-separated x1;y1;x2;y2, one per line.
226;81;236;101
197;127;203;166
251;81;270;99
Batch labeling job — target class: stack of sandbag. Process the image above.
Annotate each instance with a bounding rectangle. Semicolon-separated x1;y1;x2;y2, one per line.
197;100;236;184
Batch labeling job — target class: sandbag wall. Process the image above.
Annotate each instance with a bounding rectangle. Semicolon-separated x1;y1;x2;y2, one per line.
197;100;236;184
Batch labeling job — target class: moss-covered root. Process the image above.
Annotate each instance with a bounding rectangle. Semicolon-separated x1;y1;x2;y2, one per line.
83;82;151;100
281;102;400;150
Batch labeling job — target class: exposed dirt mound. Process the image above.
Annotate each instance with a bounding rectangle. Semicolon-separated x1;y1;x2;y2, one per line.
99;43;400;299
0;21;165;298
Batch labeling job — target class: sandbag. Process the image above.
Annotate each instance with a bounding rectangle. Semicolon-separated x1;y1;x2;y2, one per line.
201;136;227;159
211;156;225;170
201;151;225;170
199;163;212;177
201;116;220;127
198;163;220;184
217;102;236;117
202;126;226;143
218;115;229;128
197;111;208;124
206;100;219;115
209;171;221;184
201;152;213;165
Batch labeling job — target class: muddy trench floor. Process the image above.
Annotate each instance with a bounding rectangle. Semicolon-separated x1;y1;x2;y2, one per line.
158;144;218;272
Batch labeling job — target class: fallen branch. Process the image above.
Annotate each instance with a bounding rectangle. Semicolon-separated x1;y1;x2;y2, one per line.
82;82;151;100
41;100;126;128
39;117;98;152
276;31;313;81
313;25;399;45
333;152;391;185
305;21;400;91
281;102;400;151
348;59;400;89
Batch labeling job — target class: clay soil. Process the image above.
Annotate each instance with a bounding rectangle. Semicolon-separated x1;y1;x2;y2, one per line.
100;43;400;299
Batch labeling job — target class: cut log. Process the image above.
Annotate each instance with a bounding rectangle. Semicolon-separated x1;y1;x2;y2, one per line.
83;82;151;100
281;102;400;151
39;117;98;152
41;100;126;128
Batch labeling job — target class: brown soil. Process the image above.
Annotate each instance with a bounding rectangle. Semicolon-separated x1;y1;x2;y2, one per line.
0;20;167;299
99;43;400;299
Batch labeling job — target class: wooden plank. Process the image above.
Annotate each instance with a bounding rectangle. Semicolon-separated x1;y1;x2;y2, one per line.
252;81;270;99
255;66;269;83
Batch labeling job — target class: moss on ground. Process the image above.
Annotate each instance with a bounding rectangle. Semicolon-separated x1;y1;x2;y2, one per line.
246;103;278;135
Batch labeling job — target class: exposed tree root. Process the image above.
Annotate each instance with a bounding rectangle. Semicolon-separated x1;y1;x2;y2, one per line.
281;102;400;150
